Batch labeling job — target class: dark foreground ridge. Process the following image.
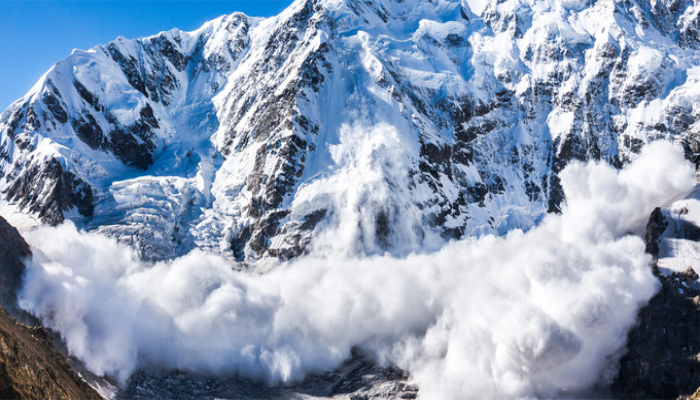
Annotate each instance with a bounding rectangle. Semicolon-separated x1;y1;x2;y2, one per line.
613;266;700;399
0;216;31;320
0;215;103;399
0;305;102;399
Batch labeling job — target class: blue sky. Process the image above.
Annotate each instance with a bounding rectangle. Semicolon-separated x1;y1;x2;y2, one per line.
0;1;294;111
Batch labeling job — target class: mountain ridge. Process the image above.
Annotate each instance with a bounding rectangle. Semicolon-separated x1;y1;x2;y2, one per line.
1;0;700;263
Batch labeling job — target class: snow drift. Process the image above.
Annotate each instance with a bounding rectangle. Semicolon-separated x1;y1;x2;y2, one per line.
17;141;695;399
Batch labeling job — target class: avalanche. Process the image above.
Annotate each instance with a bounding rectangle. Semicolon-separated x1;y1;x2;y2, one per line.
19;142;694;399
2;0;700;398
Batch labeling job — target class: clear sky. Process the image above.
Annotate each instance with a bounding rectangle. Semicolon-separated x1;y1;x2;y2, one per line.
0;1;294;111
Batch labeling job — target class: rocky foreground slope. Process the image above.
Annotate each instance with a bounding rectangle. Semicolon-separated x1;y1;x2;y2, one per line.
0;216;31;320
0;306;102;400
610;188;700;399
0;216;102;399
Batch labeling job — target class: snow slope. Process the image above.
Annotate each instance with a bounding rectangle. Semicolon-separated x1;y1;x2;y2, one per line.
2;0;700;261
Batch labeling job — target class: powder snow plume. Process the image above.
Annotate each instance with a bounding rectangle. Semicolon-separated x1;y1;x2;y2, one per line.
18;141;695;399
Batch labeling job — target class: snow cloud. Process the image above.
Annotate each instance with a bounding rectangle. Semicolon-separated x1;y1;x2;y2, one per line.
18;141;695;399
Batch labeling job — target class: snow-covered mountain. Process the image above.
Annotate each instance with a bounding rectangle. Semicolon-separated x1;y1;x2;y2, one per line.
2;0;700;262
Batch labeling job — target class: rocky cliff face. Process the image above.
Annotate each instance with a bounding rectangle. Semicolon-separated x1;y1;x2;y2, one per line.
0;216;31;319
613;266;700;399
612;187;700;399
0;306;103;400
0;216;103;399
2;0;700;261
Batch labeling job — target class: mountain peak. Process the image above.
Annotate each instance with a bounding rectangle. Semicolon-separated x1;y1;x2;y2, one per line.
1;0;699;262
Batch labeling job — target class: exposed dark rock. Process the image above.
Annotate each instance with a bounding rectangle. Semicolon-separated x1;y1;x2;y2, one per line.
25;107;41;131
108;123;156;170
0;216;31;320
0;306;102;400
681;15;700;49
419;143;451;179
622;135;645;155
645;207;669;269
73;80;102;111
613;207;700;399
0;217;101;399
148;67;179;105
4;109;25;139
467;182;488;205
263;135;307;210
266;209;329;260
155;37;188;72
299;44;330;92
248;210;290;257
682;134;700;168
72;114;105;150
139;104;159;129
70;102;157;169
444;33;465;47
248;146;270;211
231;225;253;261
41;91;68;125
3;159;94;225
264;0;314;68
612;267;700;400
107;43;148;97
300;208;327;231
547;133;591;213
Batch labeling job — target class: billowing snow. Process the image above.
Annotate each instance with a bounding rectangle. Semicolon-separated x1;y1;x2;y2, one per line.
18;142;695;399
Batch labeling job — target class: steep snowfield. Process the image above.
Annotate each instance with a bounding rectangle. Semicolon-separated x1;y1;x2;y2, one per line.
2;0;700;261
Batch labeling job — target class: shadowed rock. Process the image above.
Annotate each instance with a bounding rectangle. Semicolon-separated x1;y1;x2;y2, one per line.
613;209;700;399
0;216;103;399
